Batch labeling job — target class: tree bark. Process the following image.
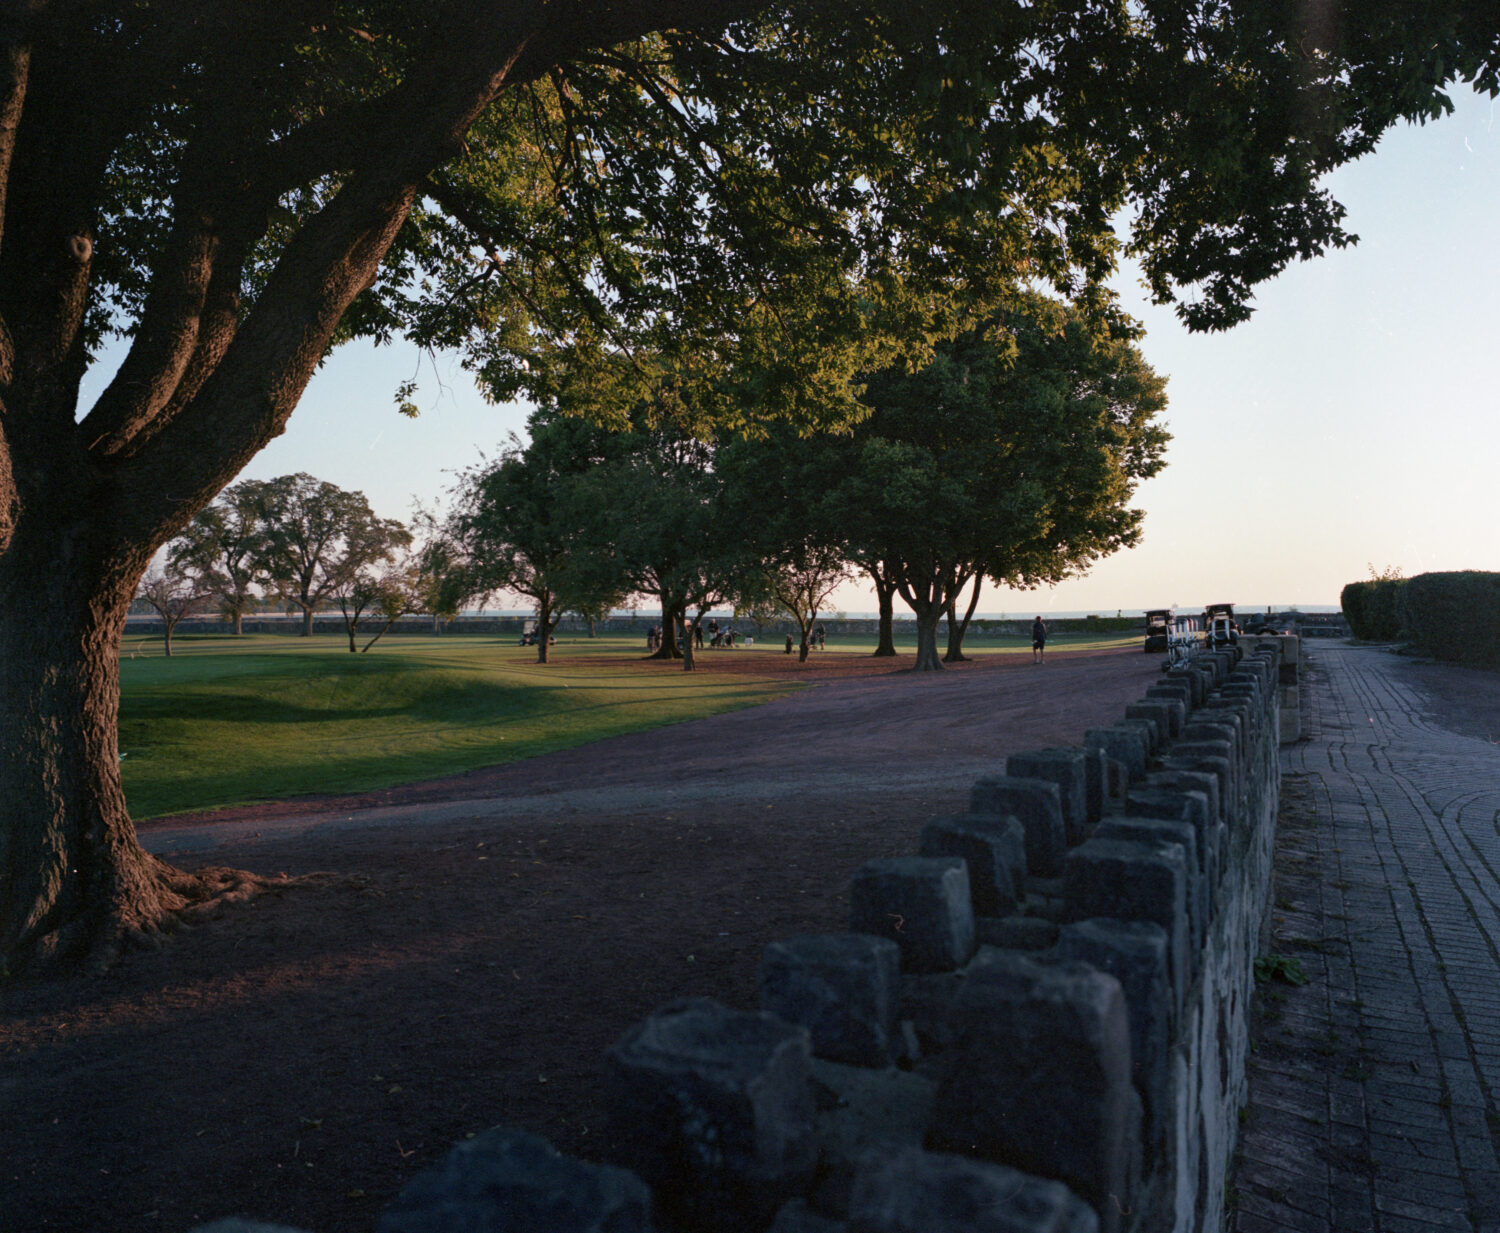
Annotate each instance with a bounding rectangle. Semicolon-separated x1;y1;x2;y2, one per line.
943;575;982;663
911;604;944;671
870;570;898;657
0;532;265;976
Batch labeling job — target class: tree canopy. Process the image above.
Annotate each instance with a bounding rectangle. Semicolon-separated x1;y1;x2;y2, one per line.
3;0;1497;973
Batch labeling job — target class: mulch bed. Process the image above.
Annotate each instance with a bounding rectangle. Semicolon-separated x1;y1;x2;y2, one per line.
3;645;1154;1233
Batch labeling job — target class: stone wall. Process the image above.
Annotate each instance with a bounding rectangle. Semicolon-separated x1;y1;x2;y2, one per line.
197;639;1291;1233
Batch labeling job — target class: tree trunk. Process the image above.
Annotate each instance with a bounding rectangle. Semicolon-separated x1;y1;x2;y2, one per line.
300;602;314;637
680;615;696;672
650;596;683;659
536;602;554;664
232;608;243;636
911;603;944;671
871;572;898;657
0;542;264;976
162;620;175;657
943;575;982;663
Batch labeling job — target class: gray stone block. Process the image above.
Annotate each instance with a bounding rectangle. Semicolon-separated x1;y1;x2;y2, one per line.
377;1126;653;1233
189;1225;314;1233
898;970;966;1054
1118;716;1160;756
920;817;1023;917
1144;681;1193;713
1167;740;1237;810
928;952;1132;1229
848;1148;1098;1233
1163;667;1206;706
1006;748;1092;842
975;915;1060;950
849;858;975;972
1084;727;1147;783
968;777;1068;877
761;934;902;1068
1093;817;1203;958
1158;756;1235;830
1125;788;1214;875
1062;838;1188;1014
603;998;816;1227
1054;919;1172;1159
1125;698;1185;744
770;1199;848;1233
807;1059;936;1217
1145;769;1221;825
1080;746;1108;824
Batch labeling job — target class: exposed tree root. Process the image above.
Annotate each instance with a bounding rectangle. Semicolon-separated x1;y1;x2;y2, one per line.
7;857;315;982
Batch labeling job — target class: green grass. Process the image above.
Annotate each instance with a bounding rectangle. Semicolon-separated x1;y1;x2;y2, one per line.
118;633;795;819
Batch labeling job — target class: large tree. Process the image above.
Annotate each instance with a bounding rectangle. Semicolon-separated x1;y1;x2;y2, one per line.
833;297;1171;671
3;3;1495;974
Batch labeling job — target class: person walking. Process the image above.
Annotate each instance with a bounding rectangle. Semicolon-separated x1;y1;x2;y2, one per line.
1031;615;1047;664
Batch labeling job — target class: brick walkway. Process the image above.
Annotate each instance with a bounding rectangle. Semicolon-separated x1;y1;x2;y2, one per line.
1233;644;1500;1233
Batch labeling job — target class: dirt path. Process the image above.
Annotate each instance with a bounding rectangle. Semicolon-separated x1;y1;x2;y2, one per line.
3;647;1155;1233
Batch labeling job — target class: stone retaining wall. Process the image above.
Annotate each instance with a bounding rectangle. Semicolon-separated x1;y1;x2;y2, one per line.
198;639;1291;1233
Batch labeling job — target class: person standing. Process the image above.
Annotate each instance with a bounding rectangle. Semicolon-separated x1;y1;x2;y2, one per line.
1031;615;1047;664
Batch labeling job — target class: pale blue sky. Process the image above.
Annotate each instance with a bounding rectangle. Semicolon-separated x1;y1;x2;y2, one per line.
130;86;1500;616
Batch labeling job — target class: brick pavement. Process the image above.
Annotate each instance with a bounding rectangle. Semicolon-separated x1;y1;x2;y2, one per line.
1233;643;1500;1233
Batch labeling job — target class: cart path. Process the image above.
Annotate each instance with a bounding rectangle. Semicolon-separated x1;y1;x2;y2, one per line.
1234;644;1500;1233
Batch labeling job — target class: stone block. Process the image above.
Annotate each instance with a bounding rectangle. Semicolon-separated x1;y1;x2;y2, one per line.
1125;787;1214;875
848;1149;1098;1233
1105;757;1129;800
1168;739;1237;809
1145;769;1220;825
1125;698;1185;744
1163;667;1207;706
1062;838;1188;1014
928;952;1132;1229
898;970;966;1054
807;1059;936;1217
1084;727;1147;783
1006;748;1092;842
1093;817;1203;958
377;1126;653;1233
770;1199;847;1233
919;817;1023;917
1118;716;1160;756
975;915;1060;951
1055;920;1172;1158
968;778;1068;877
1080;745;1108;823
1144;686;1193;723
761;933;902;1068
603;998;816;1227
849;858;975;972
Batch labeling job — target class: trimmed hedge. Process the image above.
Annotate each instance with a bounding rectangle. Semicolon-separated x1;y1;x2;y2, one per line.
1340;579;1405;641
1398;571;1500;668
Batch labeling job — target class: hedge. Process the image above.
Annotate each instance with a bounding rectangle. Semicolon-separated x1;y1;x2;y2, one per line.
1398;571;1500;668
1340;579;1405;641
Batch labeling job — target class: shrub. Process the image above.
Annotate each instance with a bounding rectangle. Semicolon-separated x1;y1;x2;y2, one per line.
1341;580;1404;641
1398;571;1500;668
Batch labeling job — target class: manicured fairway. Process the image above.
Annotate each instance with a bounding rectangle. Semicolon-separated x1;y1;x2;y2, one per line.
117;633;796;819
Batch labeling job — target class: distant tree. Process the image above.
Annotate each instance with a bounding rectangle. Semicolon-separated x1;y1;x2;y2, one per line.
135;563;209;658
444;417;631;664
167;480;271;635
258;475;409;638
329;553;426;653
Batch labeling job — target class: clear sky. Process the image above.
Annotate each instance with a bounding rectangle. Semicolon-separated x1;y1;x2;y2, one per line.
142;85;1498;617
